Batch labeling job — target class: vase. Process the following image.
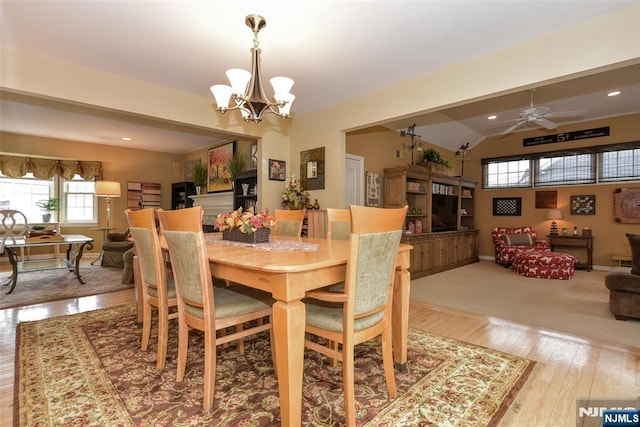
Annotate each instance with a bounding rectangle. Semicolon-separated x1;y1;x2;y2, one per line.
313;199;320;210
222;227;270;243
242;183;250;196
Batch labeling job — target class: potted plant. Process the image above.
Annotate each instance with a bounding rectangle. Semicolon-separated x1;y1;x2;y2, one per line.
421;148;452;171
227;151;247;184
35;198;60;222
191;160;208;194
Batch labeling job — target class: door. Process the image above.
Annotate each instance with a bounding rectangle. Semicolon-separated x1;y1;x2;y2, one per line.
345;154;364;207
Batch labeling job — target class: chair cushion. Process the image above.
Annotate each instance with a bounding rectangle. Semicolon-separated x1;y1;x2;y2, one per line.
146;277;177;299
183;286;271;320
626;233;640;275
503;233;534;246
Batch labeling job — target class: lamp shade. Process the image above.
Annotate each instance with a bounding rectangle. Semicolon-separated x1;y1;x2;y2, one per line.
95;181;121;197
546;209;563;220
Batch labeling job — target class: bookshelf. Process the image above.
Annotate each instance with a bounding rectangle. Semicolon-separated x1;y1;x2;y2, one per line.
127;181;162;211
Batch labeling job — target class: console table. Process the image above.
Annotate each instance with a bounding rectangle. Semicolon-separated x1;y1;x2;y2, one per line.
1;234;94;294
547;234;593;271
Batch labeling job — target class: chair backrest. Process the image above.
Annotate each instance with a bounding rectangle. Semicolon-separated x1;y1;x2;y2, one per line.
125;208;166;291
157;209;212;313
274;209;306;237
346;205;407;317
326;208;350;240
492;226;539;246
157;206;204;234
0;210;29;237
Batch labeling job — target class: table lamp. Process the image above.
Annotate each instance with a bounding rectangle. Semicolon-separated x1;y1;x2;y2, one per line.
546;209;563;236
95;181;121;230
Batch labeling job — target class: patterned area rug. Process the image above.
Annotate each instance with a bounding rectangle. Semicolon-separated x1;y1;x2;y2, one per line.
0;264;129;309
15;305;536;426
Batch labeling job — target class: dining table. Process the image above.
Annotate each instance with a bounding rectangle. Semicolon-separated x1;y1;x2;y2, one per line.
149;233;412;426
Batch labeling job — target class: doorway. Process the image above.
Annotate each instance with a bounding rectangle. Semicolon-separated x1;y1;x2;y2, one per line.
345;154;364;207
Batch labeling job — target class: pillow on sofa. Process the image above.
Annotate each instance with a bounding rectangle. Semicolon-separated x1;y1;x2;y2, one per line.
503;233;534;246
626;233;640;275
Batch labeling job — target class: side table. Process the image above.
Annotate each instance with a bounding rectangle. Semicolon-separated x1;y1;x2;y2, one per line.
547;234;593;271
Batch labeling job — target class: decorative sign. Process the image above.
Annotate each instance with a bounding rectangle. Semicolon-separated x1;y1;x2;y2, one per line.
366;172;381;207
523;127;610;147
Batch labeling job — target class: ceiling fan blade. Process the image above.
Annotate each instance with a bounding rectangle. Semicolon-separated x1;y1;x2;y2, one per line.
545;109;586;119
535;118;558;130
529;106;550;116
499;120;526;135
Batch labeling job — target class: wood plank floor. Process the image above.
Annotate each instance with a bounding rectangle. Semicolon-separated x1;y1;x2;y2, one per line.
1;289;639;426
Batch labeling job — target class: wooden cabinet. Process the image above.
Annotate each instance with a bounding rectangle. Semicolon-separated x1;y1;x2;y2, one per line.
233;170;258;211
171;182;196;210
384;165;478;278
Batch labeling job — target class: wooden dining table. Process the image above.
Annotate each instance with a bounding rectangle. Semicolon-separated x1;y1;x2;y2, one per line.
146;233;412;426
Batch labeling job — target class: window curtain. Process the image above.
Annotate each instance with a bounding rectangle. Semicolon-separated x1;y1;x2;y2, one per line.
0;155;102;180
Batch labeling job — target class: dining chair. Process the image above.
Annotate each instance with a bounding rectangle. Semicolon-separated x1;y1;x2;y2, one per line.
157;208;275;411
304;204;408;426
125;208;177;370
274;208;306;237
326;207;350;240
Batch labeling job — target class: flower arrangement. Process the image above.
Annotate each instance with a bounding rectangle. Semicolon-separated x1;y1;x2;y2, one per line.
215;207;275;234
281;173;309;210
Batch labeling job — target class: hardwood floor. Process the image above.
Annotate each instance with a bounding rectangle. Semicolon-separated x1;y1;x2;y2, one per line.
1;289;639;426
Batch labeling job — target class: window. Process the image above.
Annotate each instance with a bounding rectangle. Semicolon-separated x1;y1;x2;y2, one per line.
483;159;531;188
600;148;640;182
0;174;54;223
483;141;640;189
0;174;97;225
63;178;97;223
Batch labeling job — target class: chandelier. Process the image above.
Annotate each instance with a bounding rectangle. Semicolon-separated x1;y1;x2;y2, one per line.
210;14;295;123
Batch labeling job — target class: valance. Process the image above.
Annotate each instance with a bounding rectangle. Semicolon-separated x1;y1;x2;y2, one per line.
0;155;102;180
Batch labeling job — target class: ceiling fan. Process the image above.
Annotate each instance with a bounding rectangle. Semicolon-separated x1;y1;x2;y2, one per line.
495;89;586;136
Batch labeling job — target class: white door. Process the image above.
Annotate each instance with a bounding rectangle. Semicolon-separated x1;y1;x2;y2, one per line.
345;154;364;207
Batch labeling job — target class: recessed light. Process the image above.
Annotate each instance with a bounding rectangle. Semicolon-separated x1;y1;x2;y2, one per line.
487;115;497;120
121;137;133;141
607;91;621;97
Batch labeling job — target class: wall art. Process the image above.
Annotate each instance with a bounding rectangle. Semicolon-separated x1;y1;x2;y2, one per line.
493;197;522;216
300;147;325;190
207;141;234;193
614;188;640;223
366;171;381;207
268;159;286;181
570;195;596;215
535;190;557;209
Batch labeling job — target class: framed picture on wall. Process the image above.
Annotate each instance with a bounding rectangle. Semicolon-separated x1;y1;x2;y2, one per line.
535;190;557;209
366;172;381;207
207;141;234;193
570;195;596;215
493;197;522;216
269;159;286;181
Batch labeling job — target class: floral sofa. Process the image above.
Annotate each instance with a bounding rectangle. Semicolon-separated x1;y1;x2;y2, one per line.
491;226;550;267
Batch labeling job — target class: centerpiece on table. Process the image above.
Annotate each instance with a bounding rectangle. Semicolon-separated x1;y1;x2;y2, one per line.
215;207;276;243
281;173;309;210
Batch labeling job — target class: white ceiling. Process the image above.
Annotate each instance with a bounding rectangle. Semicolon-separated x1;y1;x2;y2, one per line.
1;0;639;154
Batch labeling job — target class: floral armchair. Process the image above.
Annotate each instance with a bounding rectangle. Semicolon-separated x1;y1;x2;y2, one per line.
492;226;550;267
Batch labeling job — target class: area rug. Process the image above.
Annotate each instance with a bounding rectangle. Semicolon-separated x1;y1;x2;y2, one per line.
0;264;130;310
15;304;535;426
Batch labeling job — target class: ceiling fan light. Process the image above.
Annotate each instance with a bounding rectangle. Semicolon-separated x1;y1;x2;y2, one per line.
270;76;294;100
607;91;621;97
226;68;251;96
211;84;232;109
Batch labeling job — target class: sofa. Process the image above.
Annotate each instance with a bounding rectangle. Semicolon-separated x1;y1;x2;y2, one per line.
605;233;640;320
491;226;550;267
